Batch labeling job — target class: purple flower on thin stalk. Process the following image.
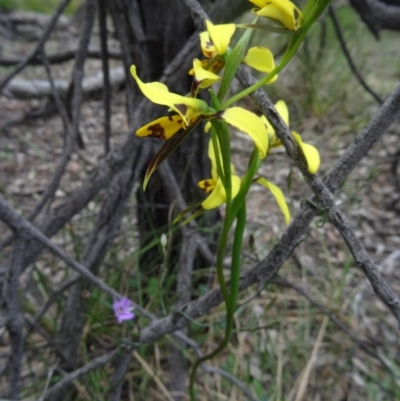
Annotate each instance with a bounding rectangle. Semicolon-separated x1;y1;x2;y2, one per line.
113;297;135;324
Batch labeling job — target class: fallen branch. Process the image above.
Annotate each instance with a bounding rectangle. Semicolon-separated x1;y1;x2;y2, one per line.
0;45;121;67
2;66;125;99
0;10;70;30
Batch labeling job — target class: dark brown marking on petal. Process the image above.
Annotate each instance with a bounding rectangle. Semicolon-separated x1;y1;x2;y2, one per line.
205;41;213;49
191;80;200;97
147;123;167;140
211;60;223;73
199;179;214;193
293;9;300;21
177;119;182;124
175;104;188;115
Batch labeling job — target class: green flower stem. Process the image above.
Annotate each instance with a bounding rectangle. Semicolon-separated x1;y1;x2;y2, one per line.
188;203;247;401
189;150;261;400
228;201;246;314
229;149;262;226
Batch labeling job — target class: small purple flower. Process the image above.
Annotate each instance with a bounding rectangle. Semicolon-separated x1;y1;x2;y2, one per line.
113;297;135;324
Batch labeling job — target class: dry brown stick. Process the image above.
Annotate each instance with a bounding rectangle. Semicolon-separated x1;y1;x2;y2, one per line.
0;0;73;93
98;0;111;154
24;316;74;368
29;275;80;330
107;0;137;125
67;0;97;151
2;236;26;399
349;0;400;38
42;349;119;401
328;6;383;105
29;48;71;220
0;47;72;253
108;352;132;401
169;233;198;401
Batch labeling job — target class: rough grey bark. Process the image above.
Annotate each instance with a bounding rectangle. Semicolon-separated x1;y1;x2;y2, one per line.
349;0;400;38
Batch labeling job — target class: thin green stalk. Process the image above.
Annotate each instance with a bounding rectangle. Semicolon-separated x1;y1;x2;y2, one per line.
188;203;247;401
229;149;262;226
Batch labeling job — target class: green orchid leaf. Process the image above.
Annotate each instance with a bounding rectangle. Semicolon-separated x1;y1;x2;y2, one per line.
173;202;204;225
236;23;295;35
217;23;254;101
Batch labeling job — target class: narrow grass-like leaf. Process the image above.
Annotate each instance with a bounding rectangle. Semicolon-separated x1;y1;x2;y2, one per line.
236;23;295;35
217;24;254;101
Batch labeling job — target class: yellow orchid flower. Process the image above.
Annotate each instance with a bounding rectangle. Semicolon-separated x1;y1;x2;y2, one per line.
194;21;235;78
191;58;221;96
199;31;217;59
249;0;303;31
205;20;236;56
198;138;241;210
261;100;320;174
135;106;269;159
198;139;290;221
242;46;277;81
130;65;210;127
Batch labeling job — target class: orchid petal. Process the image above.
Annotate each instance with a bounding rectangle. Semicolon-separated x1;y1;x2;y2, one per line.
260;100;288;147
252;0;302;31
192;58;221;90
201;175;241;210
222;107;268;158
257;178;290;224
136;115;183;140
205;20;236;55
243;47;277;82
130;65;209;126
292;131;320;174
208;137;219;181
199;31;216;58
275;100;289;126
